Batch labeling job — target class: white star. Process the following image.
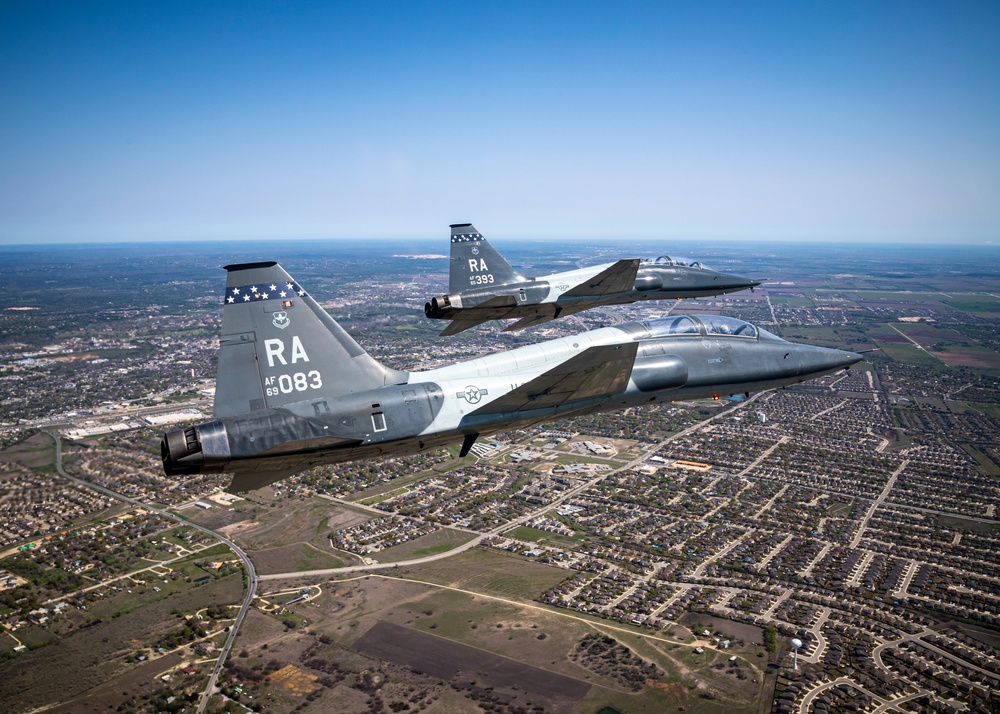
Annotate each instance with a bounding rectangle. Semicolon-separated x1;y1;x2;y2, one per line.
250;286;257;292
227;296;235;303
269;284;277;291
298;290;305;296
261;292;269;299
232;287;240;295
279;291;287;298
243;294;251;301
286;282;294;290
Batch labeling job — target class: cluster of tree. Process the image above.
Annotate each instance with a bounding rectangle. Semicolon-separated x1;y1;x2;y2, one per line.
764;625;777;653
570;633;663;691
154;620;208;651
4;556;83;592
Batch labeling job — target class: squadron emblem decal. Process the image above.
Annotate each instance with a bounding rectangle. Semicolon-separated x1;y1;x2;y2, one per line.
272;311;290;330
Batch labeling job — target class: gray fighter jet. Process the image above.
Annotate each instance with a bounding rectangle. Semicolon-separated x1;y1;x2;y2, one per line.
423;224;762;335
161;261;860;492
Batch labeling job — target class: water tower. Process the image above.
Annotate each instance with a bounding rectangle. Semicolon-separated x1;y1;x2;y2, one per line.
790;638;803;670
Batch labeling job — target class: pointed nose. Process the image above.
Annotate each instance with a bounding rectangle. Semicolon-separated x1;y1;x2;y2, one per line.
798;345;863;377
715;272;762;293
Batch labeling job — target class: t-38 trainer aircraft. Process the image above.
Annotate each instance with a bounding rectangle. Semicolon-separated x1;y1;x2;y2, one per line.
423;224;762;335
161;262;860;492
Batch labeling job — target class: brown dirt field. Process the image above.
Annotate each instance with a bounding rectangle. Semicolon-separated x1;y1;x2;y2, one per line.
268;663;318;695
899;326;967;341
931;351;1000;368
679;612;764;646
354;620;590;711
0;432;55;468
251;542;355;575
865;330;909;344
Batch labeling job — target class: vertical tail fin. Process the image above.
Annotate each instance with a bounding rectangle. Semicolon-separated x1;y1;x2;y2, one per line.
449;223;524;292
214;262;407;419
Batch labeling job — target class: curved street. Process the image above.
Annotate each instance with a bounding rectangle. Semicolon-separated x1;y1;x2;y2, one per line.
44;432;257;714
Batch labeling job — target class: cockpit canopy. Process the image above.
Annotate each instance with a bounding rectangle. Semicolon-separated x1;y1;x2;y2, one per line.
637;315;758;339
640;256;706;269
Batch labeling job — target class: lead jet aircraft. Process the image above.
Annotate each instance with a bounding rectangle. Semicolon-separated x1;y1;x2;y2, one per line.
423;224;762;335
162;262;860;492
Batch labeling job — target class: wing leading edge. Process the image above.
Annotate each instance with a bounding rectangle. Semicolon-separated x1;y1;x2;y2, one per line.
562;259;640;297
471;342;639;415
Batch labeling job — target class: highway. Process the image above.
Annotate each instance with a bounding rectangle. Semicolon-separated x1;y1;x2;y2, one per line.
43;431;257;714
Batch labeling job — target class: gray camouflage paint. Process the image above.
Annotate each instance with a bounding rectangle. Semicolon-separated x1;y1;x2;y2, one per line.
162;262;860;493
423;223;762;334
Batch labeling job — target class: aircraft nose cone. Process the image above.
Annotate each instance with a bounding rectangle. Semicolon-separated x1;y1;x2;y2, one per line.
800;345;863;376
715;272;761;293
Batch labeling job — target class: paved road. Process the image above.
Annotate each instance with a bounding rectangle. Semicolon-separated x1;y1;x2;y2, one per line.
261;395;765;581
43;432;257;714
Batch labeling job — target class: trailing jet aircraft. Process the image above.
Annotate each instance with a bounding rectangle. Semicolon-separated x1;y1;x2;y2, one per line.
423;224;762;335
161;262;861;493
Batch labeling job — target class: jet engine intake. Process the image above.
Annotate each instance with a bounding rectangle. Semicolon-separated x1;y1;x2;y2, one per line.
630;354;688;392
634;273;664;292
161;420;231;475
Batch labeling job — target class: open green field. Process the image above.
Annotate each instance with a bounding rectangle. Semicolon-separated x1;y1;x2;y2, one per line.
959;444;1000;476
947;401;1000;419
769;295;814;307
845;289;955;301
943;294;1000;318
251;542;346;575
405;547;570;600
375;527;477;562
936;515;1000;535
865;332;943;367
507;525;584;550
0;432;56;470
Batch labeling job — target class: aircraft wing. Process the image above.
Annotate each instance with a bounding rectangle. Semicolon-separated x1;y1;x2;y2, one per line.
439;295;520;335
501;304;562;332
471;342;639;415
562;259;640;297
440;317;493;336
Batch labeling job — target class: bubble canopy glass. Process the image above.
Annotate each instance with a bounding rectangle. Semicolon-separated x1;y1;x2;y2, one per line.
640;256;708;269
637;315;758;339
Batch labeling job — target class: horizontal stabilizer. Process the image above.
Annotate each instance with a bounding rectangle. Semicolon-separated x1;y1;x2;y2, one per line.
439;317;493;336
562;259;640;298
226;470;297;493
502;314;555;332
472;342;638;415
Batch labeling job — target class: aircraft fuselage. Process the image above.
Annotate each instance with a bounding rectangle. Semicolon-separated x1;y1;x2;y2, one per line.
425;261;759;322
163;315;858;491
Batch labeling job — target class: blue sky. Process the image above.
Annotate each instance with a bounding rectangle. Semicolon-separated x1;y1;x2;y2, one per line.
1;1;998;244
